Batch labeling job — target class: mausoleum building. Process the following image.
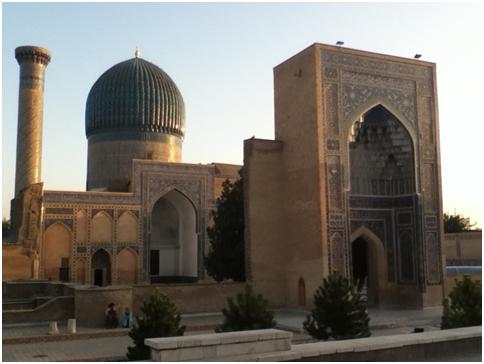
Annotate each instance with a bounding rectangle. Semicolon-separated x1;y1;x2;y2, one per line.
7;46;239;286
5;43;445;309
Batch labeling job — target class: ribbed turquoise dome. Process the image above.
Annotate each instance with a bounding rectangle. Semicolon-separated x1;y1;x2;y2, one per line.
85;57;185;138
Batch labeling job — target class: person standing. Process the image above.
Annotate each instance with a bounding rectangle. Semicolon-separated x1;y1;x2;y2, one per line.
105;303;118;328
122;307;133;328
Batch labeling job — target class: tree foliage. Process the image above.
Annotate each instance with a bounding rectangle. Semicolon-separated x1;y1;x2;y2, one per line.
205;175;245;282
441;275;481;329
2;218;11;239
443;213;476;233
217;285;276;332
127;292;185;360
303;274;370;340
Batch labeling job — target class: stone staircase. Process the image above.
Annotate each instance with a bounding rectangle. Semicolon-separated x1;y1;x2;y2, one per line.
2;280;75;324
3;296;52;311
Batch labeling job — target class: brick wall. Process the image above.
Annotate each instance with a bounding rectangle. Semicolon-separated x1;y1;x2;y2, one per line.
2;244;33;280
133;282;245;315
443;231;482;265
74;282;245;327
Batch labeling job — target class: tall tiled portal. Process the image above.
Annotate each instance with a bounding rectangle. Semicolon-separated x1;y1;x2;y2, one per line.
245;43;444;308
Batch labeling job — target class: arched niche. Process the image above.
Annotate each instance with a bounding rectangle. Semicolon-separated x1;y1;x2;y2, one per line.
117;248;138;284
150;189;198;281
91;248;111;286
76;210;88;242
42;223;72;281
91;212;113;242
348;104;416;196
117;211;138;242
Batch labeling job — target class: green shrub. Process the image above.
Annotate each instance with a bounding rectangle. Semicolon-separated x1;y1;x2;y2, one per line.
441;275;481;329
303;274;370;340
217;285;276;332
127;291;185;360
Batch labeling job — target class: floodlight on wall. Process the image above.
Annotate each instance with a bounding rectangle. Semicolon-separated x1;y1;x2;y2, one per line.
414;54;422;59
336;41;344;47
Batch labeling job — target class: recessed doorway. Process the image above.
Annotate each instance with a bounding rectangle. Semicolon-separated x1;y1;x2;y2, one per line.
91;249;111;286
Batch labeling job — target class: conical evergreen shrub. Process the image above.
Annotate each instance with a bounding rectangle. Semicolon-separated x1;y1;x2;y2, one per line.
441;275;481;329
303;274;370;340
217;285;276;332
127;291;185;360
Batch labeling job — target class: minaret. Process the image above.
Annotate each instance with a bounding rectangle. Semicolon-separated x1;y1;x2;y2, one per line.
14;46;51;197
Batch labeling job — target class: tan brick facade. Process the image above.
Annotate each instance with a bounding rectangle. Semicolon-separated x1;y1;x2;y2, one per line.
245;43;445;308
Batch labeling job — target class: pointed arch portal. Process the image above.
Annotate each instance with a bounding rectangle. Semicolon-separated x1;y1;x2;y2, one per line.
348;103;420;306
150;189;198;283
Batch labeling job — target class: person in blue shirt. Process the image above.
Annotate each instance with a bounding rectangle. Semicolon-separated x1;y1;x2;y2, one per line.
122;307;133;328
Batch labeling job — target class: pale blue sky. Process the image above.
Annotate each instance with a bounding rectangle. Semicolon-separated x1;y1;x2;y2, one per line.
2;2;483;227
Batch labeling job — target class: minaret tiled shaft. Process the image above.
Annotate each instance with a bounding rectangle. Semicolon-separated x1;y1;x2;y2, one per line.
14;46;51;196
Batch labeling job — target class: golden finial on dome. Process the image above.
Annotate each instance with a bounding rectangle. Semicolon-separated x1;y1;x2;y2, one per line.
135;47;141;58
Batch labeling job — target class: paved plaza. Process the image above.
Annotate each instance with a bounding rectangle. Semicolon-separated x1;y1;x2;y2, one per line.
2;307;454;362
2;336;133;362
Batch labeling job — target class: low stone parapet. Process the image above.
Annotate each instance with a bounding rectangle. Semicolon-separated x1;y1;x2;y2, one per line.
145;329;292;361
145;326;481;362
290;326;482;361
